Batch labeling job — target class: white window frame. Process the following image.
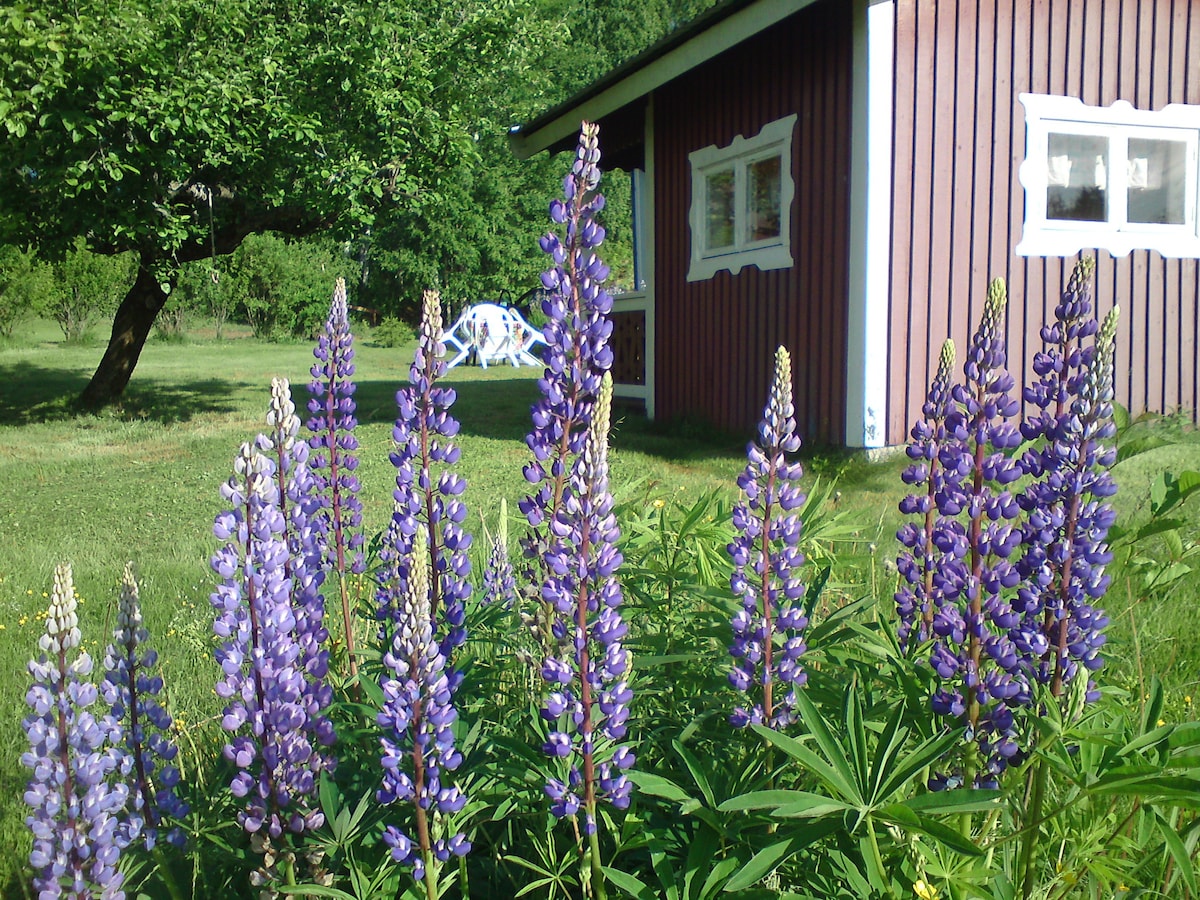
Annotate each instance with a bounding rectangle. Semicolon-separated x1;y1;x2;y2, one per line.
1017;93;1200;258
687;114;796;280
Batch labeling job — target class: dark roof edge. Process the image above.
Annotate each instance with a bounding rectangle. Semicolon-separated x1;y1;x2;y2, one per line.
510;0;813;158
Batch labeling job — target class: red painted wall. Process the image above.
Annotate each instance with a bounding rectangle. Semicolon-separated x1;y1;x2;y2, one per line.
890;0;1200;444
652;0;854;444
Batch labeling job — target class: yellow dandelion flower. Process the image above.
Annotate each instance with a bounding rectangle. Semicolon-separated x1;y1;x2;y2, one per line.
1186;696;1193;705
1158;718;1166;727
653;499;666;509
914;880;939;900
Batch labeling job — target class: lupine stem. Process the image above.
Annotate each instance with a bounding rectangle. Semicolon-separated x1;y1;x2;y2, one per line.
152;844;188;900
588;826;608;900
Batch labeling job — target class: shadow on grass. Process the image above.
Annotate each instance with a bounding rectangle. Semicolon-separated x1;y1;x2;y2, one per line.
355;372;750;463
0;363;243;427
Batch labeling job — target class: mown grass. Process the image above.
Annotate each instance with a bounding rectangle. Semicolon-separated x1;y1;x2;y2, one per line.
1;315;1198;893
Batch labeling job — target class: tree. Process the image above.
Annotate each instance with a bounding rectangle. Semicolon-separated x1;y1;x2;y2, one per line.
0;0;542;405
0;245;52;338
40;243;136;342
226;235;350;340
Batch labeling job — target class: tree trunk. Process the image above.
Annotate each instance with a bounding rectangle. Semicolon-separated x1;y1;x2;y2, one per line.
78;259;172;407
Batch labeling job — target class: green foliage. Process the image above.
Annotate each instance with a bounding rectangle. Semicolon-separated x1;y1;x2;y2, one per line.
38;243;136;342
1110;470;1200;602
368;317;416;349
225;234;350;340
0;244;52;338
0;0;543;259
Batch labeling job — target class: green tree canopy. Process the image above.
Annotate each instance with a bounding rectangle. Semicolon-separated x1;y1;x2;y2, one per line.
0;0;540;403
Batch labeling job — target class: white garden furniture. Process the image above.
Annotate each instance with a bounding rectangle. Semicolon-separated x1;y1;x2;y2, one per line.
440;302;546;370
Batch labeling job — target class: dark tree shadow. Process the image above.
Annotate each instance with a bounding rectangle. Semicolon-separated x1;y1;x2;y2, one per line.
357;371;748;463
0;363;242;427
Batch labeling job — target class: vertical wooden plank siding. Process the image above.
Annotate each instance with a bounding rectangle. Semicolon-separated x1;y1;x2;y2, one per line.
889;0;1200;445
652;0;853;443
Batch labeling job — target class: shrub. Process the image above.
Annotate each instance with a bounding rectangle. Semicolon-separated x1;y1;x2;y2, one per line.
370;316;416;348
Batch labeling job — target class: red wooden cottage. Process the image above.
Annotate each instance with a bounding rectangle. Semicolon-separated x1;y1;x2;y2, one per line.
510;0;1200;448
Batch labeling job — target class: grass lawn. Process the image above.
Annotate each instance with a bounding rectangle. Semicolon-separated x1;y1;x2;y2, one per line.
1;315;1198;894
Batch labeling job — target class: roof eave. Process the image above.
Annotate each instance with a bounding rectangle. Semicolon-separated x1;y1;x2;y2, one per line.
509;0;817;160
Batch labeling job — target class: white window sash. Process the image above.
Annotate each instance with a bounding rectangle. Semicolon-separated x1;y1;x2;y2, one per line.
1018;93;1200;258
688;114;797;280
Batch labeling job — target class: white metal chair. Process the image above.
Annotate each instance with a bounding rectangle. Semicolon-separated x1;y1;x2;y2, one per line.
439;302;546;370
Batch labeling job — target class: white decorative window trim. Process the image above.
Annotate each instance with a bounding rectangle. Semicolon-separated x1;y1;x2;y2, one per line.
687;114;796;281
1018;93;1200;258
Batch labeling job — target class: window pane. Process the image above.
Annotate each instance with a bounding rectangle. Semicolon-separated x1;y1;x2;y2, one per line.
1128;137;1187;225
704;168;735;250
745;155;782;242
1046;132;1109;222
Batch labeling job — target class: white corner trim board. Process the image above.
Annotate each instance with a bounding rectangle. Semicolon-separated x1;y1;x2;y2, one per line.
1017;93;1200;258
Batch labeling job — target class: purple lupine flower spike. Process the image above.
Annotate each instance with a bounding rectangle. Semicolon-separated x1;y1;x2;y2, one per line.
378;528;470;890
921;279;1028;786
539;373;634;831
212;443;325;858
728;346;808;730
482;499;517;607
520;121;614;653
1017;301;1119;703
265;378;336;753
1021;257;1099;447
307;277;365;685
896;339;956;649
24;562;135;899
101;562;189;850
387;290;472;679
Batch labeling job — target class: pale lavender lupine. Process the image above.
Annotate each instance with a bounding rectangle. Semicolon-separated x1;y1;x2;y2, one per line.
265;378;335;752
727;346;808;730
481;499;517;608
378;529;470;896
539;373;635;833
517;125;633;841
23;562;135;899
385;290;472;675
101;563;188;850
519;121;614;622
896;340;957;650
307;277;365;686
212;444;326;842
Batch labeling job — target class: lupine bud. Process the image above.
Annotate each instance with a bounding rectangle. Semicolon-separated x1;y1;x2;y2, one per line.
538;373;634;829
307;278;365;685
482;499;517;607
896;339;956;648
909;280;1029;786
385;289;472;685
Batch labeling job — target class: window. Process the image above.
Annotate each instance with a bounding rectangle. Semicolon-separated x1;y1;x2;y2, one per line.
687;114;796;280
1018;93;1200;258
